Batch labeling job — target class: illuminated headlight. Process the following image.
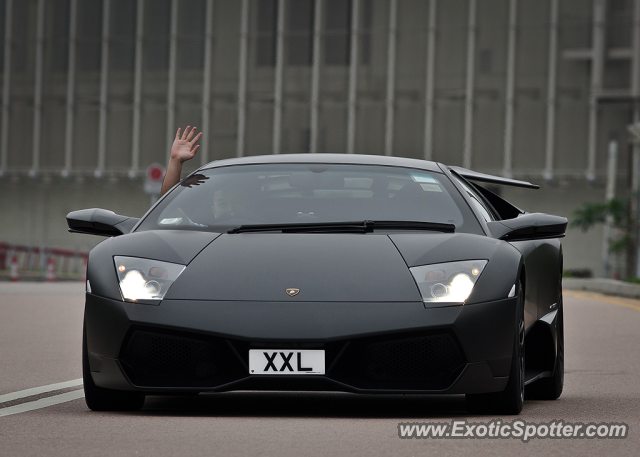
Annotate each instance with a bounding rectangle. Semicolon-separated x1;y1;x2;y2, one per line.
409;260;488;305
114;256;185;302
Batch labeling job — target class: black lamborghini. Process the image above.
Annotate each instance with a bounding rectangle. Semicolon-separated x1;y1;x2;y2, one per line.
67;154;567;415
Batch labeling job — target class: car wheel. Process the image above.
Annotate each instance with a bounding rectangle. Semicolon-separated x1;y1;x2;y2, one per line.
83;323;145;411
525;295;564;400
466;281;525;415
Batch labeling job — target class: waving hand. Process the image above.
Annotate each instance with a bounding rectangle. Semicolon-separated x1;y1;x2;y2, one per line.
171;126;203;163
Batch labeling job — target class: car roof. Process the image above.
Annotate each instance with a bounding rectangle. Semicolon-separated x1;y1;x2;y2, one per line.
197;153;443;173
197;153;540;189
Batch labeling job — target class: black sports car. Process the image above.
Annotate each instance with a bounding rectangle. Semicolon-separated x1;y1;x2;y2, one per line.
67;154;567;415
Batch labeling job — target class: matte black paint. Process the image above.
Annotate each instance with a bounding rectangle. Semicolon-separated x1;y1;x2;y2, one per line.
84;293;516;393
448;166;540;189
486;213;568;241
73;154;565;396
92;358;507;395
87;230;219;301
165;233;421;302
67;208;135;237
197;153;444;174
440;162;563;332
390;233;523;305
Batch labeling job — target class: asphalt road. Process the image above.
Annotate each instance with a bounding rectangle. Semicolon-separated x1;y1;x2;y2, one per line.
0;282;639;456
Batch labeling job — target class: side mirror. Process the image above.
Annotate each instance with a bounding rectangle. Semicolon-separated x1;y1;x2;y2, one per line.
66;208;140;237
486;213;567;241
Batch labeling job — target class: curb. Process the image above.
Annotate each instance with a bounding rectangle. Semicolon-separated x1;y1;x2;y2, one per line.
563;278;640;299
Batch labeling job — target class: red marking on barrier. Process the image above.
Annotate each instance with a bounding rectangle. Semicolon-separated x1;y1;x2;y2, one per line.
46;256;56;282
10;254;19;282
1;242;89;281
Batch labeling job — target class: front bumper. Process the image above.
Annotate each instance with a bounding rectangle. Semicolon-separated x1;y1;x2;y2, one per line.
84;294;517;394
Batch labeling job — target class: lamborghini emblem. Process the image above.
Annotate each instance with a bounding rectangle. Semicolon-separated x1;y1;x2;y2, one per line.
286;288;300;296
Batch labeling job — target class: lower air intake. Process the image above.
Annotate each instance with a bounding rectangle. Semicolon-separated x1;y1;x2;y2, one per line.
333;332;466;390
120;329;242;388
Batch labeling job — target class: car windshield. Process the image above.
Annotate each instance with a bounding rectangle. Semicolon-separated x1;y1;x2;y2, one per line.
135;164;483;235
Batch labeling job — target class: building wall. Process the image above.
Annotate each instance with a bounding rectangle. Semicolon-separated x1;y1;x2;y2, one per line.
0;0;639;277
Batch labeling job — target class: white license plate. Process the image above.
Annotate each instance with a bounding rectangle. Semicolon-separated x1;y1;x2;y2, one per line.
249;350;325;375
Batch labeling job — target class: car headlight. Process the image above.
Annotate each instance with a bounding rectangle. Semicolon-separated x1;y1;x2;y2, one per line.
409;260;488;305
114;256;185;302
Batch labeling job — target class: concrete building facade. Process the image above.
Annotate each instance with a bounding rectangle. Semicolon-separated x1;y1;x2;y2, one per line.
1;0;639;277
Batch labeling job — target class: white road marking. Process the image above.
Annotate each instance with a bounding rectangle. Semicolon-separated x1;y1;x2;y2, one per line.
0;390;85;417
0;378;83;404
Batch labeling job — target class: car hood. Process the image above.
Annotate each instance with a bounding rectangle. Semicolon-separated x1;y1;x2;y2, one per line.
165;233;421;302
89;230;521;305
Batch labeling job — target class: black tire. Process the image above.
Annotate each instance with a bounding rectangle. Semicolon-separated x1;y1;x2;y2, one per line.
466;282;525;415
83;323;145;411
525;295;564;400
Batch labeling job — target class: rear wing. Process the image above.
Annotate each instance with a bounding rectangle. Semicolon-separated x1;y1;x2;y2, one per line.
448;166;540;189
447;166;537;220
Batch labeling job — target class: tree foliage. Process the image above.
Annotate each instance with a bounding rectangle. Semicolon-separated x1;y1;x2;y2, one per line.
570;199;627;231
570;198;630;254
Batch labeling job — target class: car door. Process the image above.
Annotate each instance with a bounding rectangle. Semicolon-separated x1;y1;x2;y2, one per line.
534;238;562;318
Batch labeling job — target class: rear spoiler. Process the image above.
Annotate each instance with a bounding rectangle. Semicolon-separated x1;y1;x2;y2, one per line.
448;166;540;189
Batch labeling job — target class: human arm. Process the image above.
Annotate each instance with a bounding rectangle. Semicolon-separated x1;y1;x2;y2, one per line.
161;126;203;196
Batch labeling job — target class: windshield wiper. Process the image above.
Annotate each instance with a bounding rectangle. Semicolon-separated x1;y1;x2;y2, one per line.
368;221;455;232
227;220;455;234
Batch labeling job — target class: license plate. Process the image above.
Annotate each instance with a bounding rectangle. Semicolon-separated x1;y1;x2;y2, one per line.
249;350;325;375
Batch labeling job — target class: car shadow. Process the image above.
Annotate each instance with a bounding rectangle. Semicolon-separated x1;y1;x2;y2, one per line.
136;391;471;419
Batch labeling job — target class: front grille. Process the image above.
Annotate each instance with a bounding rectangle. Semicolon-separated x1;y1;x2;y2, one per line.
120;329;244;388
332;332;466;389
118;328;465;391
